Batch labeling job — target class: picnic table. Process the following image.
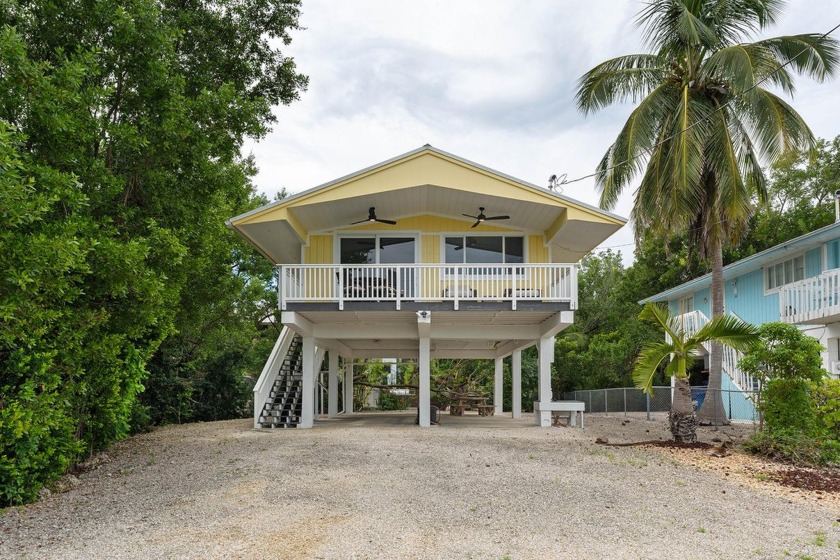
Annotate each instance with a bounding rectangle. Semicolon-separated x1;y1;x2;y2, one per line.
448;393;495;416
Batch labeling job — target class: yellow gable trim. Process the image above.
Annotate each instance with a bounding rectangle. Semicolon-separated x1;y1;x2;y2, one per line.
232;149;623;229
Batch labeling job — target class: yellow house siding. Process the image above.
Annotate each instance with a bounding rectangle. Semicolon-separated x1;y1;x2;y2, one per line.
305;235;333;265
528;235;548;263
421;235;439;264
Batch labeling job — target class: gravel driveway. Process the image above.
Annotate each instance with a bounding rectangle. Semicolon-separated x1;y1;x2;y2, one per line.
2;412;838;559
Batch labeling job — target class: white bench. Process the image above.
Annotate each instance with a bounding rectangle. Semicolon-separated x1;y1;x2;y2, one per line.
533;401;585;428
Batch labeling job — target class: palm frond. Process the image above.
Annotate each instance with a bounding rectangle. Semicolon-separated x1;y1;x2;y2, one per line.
575;54;664;115
639;302;682;344
637;0;718;52
724;110;768;201
672;87;711;197
699;43;788;94
740;87;815;161
705;103;752;232
633;342;675;395
692;314;759;352
704;0;784;45
756;34;840;82
595;83;676;209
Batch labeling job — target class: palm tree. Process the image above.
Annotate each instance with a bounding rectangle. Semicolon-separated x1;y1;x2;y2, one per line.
634;303;758;441
575;0;838;425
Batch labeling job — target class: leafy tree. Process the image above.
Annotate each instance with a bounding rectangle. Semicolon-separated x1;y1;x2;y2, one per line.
554;250;662;395
729;136;840;261
633;303;758;442
575;0;839;426
0;122;89;504
0;0;306;504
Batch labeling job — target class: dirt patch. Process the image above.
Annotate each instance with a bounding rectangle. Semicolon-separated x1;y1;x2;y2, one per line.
585;414;840;506
773;467;840;494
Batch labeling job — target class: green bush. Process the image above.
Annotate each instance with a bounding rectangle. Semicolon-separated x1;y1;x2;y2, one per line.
743;429;824;466
761;378;818;435
740;323;837;465
812;378;840;464
378;392;405;411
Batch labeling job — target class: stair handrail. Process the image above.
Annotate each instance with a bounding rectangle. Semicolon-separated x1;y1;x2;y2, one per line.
725;312;755;394
671;310;754;394
253;326;295;428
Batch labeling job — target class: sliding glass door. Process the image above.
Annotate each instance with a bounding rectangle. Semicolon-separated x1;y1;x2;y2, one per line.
339;236;416;297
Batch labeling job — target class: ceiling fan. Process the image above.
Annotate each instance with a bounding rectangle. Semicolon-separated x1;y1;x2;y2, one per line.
351;207;397;226
463;207;510;228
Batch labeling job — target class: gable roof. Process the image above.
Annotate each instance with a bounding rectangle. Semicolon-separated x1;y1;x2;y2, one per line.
641;221;840;303
227;145;627;264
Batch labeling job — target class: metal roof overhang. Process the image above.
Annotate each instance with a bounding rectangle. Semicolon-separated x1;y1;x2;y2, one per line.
231;183;624;264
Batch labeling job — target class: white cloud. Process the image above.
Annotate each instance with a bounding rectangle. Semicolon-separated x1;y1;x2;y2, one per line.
244;0;840;265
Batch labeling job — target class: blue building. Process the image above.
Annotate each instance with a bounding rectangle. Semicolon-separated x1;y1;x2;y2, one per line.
642;221;840;418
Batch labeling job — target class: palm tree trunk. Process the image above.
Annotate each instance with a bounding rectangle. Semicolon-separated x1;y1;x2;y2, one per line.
669;376;697;442
697;237;730;425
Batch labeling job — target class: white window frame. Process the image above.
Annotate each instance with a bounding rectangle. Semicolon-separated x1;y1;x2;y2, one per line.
333;232;420;264
678;295;695;315
440;233;528;270
764;253;806;294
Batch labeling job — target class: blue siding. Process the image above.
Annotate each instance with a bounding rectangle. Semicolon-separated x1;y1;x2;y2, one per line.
726;269;779;325
806;247;822;277
668;300;679;316
828;240;840;270
721;374;758;421
663;239;834;326
694;288;711;317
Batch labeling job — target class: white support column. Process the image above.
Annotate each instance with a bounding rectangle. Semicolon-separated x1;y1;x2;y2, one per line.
534;336;555;427
300;336;316;428
344;361;354;414
418;336;431;427
512;349;522;419
328;352;339;418
494;357;504;415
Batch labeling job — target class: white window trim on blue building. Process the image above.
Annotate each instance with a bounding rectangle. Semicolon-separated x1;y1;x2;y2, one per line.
764;253;805;294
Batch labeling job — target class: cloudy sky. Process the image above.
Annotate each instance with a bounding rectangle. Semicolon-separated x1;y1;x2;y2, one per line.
243;0;840;264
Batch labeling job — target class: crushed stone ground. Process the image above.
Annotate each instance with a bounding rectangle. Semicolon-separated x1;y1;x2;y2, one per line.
1;412;839;559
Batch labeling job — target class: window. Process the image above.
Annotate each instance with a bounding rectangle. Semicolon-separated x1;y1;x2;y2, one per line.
766;255;804;290
340;236;415;264
679;296;694;314
444;236;524;264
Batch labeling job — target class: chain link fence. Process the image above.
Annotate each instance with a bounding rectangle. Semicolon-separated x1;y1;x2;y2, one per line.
563;386;759;423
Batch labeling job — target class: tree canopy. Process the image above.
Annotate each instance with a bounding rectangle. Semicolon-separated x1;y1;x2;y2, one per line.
0;0;306;505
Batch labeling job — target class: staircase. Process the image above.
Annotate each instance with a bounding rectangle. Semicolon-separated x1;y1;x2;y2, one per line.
258;334;304;428
674;310;756;392
252;327;327;428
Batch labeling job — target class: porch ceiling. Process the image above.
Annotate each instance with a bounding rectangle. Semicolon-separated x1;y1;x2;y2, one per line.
235;184;621;264
285;309;573;359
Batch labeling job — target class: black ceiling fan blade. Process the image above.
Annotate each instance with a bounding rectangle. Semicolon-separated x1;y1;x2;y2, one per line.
375;218;397;225
484;215;510;221
462;213;478;219
471;220;481;228
350;219;369;225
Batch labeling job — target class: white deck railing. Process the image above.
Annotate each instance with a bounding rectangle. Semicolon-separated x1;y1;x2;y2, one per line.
671;310;755;393
779;268;840;324
279;263;577;311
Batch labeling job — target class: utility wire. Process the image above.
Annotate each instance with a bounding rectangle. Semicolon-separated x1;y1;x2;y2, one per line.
556;21;840;188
